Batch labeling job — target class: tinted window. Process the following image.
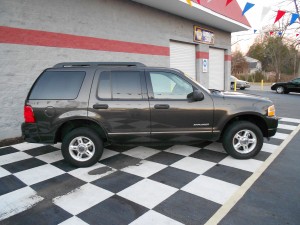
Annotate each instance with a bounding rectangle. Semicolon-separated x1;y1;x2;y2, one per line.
29;71;85;100
97;71;142;100
149;72;193;99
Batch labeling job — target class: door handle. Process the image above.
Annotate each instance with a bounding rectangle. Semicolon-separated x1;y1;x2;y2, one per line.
154;104;170;109
93;104;109;109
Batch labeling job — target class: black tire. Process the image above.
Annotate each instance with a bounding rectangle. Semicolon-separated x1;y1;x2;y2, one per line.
240;87;245;90
230;83;234;90
276;86;285;94
222;121;263;159
61;128;103;167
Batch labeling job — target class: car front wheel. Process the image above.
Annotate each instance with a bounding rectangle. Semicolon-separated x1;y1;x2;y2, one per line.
62;128;103;167
276;86;285;94
222;121;263;159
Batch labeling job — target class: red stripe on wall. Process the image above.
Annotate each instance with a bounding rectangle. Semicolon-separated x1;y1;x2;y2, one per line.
225;54;232;61
0;26;170;56
196;51;209;59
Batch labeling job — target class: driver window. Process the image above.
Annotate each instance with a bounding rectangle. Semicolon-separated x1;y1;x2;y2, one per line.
149;72;193;99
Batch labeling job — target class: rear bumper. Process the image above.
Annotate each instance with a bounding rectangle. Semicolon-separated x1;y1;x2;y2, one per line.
22;123;56;144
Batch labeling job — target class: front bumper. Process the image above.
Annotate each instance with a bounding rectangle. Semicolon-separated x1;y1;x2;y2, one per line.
265;116;279;137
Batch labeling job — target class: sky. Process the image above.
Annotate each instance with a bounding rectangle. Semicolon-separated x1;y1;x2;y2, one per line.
232;0;298;53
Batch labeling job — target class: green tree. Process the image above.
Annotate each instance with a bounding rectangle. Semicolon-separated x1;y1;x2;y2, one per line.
231;51;248;75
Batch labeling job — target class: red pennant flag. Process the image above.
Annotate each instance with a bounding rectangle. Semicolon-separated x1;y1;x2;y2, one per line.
297;34;300;37
270;31;274;35
196;0;201;4
274;10;286;24
226;0;233;6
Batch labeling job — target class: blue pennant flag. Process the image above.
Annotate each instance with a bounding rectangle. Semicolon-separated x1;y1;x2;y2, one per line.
242;2;255;15
290;13;299;25
254;29;257;34
278;31;283;36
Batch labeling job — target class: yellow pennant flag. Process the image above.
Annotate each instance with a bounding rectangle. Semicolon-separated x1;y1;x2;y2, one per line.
186;0;192;6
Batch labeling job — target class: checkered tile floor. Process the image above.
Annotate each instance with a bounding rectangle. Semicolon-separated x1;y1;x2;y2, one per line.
1;118;299;225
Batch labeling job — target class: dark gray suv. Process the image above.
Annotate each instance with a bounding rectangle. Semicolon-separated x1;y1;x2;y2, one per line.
22;62;278;167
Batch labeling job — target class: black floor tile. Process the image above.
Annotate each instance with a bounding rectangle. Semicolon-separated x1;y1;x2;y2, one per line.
190;149;227;163
51;160;78;172
190;141;212;149
2;158;46;173
150;145;173;150
78;195;148;225
100;154;141;170
278;121;299;126
253;151;271;161
265;138;283;146
146;152;184;165
149;167;198;189
276;128;292;134
105;145;135;152
92;171;143;193
0;147;19;156
24;146;59;157
31;173;85;199
203;164;252;186
154;190;220;225
1;200;71;225
0;175;26;195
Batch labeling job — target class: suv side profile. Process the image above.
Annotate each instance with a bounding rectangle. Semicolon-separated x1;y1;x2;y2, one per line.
22;62;278;167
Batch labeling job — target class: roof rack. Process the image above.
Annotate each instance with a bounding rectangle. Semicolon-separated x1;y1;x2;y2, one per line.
53;62;146;68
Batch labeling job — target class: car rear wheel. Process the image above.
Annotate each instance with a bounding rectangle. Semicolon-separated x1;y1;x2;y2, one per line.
62;128;103;167
276;86;285;94
222;121;263;159
240;87;245;90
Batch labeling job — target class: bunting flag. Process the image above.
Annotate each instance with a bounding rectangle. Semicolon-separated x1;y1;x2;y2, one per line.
261;6;271;22
226;0;233;6
297;34;300;37
274;10;286;23
196;0;201;4
254;29;257;34
278;31;283;36
290;13;299;25
186;0;192;6
270;31;274;36
242;3;255;15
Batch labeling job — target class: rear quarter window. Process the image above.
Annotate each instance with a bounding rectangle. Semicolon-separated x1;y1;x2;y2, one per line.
29;71;86;100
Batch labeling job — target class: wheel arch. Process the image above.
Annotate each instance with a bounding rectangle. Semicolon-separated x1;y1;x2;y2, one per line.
220;114;268;140
55;119;108;143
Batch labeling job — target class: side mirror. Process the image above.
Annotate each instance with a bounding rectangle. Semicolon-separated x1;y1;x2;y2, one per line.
188;90;204;101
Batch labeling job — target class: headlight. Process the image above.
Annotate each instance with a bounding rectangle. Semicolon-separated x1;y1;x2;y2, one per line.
268;105;276;117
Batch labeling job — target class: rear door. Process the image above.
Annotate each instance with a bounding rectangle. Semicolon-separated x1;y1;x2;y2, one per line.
146;69;214;143
88;68;150;143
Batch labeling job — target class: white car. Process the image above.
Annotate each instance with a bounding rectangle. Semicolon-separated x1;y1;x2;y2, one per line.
230;76;251;90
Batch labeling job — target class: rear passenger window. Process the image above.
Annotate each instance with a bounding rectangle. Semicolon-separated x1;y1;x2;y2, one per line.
97;71;143;100
29;71;85;100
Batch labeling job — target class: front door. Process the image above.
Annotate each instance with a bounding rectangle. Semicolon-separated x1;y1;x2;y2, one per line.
146;70;214;143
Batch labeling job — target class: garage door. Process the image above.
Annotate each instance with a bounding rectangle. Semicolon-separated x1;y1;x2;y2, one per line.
170;41;196;80
209;48;225;90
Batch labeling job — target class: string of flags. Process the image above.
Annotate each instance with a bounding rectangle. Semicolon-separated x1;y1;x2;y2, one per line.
185;0;300;38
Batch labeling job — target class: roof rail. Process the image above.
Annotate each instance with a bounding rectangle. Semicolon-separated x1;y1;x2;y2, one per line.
53;62;146;68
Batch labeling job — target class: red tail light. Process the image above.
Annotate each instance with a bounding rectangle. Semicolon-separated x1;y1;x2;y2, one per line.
24;105;36;123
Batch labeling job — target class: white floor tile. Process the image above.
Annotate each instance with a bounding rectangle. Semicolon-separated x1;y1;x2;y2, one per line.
53;183;113;215
0;152;32;166
182;175;239;205
12;142;45;151
14;164;65;185
118;179;177;209
171;157;216;175
36;150;64;163
68;163;116;182
0;187;44;220
272;132;289;140
100;149;119;160
278;124;297;131
0;167;11;178
164;145;200;156
123;146;160;159
261;143;278;153
219;156;263;173
52;143;62;149
280;118;300;123
203;142;226;153
130;210;184;225
58;216;89;225
121;160;167;178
